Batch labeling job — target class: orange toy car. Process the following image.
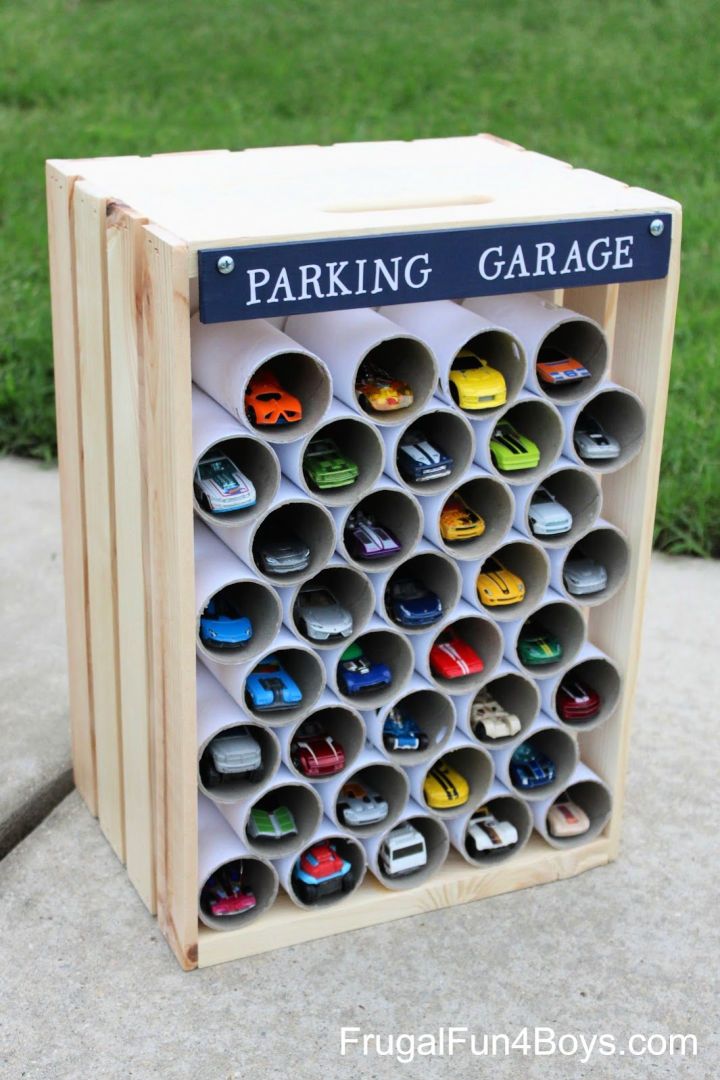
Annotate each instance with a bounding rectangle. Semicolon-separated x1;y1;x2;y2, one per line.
245;370;302;426
536;346;590;386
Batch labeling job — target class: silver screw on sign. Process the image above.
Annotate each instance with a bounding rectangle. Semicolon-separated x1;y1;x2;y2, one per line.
217;255;235;274
649;219;664;237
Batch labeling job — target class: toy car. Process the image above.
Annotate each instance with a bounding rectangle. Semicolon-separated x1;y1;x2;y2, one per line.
295;585;353;642
386;578;443;628
245;369;302;426
257;536;311;575
547;796;590;837
303;436;359;490
448;349;507;410
557;679;601;722
248;805;298;840
490;420;540;472
536;346;591;385
344;509;402;560
383;708;429;752
194;453;256;513
470;689;522;740
292;842;355;902
356;360;413;412
476;558;525;607
199;596;253;650
528;486;573;537
510;743;556;790
201;729;263;788
563;554;608;596
424;759;469;809
201;864;256;918
440;494;485;542
337;643;392;695
517;625;563;666
246;655;303;711
397;430;453;483
337;781;389;827
430;631;484;679
573;414;620;461
379;823;428;877
467;807;519;853
291;732;345;778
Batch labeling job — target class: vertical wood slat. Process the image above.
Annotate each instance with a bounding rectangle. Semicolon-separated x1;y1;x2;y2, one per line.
140;223;198;969
72;181;125;859
106;205;156;910
45;165;97;814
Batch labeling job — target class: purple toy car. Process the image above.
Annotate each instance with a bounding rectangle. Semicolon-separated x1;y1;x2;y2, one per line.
344;509;401;560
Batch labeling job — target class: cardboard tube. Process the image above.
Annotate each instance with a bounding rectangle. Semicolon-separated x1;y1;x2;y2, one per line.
514;462;603;550
190;314;332;443
200;626;326;725
274;820;368;909
218;765;323;858
285;306;438;426
192;385;281;527
540;643;622;733
276;693;367;781
464;293;608;404
549;519;630;606
197;794;279;930
320;744;410;838
412;600;504;694
378;299;526;415
474;391;564;486
332;481;423;572
421;465;514;561
322;615;414;708
362;800;450;890
531;761;612;849
460;529;550;623
195;520;283;665
491;713;578;802
404;732;494;821
274;398;385;507
501;589;586;679
279;555;375;649
372;539;462;635
446;778;533;866
368;673;456;765
380;400;476;495
197;664;281;803
563;382;647;473
455;660;541;746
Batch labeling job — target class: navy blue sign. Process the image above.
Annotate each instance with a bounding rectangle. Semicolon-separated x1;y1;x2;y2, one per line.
198;214;672;323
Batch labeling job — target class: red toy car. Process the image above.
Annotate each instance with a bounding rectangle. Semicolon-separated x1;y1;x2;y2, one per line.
201;864;257;918
291;733;345;778
430;631;485;679
292;842;355;903
557;680;601;722
245;369;302;426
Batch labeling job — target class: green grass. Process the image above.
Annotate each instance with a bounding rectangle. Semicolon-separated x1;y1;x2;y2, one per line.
1;0;718;553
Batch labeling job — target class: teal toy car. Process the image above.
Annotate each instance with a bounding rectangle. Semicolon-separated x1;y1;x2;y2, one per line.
303;437;359;490
517;625;563;666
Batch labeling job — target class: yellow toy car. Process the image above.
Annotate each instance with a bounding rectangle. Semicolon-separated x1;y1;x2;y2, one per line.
448;350;507;410
476;557;525;607
423;759;469;810
440;494;486;541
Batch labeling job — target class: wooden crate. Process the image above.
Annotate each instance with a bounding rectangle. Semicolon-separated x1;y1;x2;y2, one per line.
46;135;681;970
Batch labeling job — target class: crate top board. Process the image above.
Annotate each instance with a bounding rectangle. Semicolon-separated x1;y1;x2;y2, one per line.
49;134;680;267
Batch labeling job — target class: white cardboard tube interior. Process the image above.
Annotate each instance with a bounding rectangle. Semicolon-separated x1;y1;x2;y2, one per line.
197;795;280;931
363;802;450;890
333;482;423;572
369;677;456;766
492;715;578;802
416;603;504;695
325;753;410;839
541;645;622;733
516;464;603;550
249;480;337;586
377;542;462;635
284;559;375;650
278;826;368;910
565;383;647;473
286;307;438;426
192;386;281;527
220;768;324;859
423;466;514;560
504;593;586;678
382;402;476;495
532;761;612;849
406;735;494;821
552;521;630;606
458;662;541;747
280;703;366;782
191;314;332;443
447;779;533;866
476;393;564;485
464;531;550;623
324;617;414;709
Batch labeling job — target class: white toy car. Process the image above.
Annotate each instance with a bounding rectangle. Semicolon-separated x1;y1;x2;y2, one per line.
379;823;427;877
337;781;389;827
573;415;620;462
547;796;590;838
295;585;353;642
467;807;518;853
194;453;256;513
470;690;521;740
528;486;573;537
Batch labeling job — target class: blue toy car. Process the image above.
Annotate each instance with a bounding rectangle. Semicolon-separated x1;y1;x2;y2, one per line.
338;643;392;695
397;430;453;483
383;708;429;752
246;655;302;711
292;842;355;903
509;743;556;790
387;578;443;628
200;596;253;650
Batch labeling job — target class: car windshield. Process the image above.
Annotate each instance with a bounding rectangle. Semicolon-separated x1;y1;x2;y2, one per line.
256;392;281;401
534;490;553;504
393;842;425;858
306;440;336;458
301;589;335;607
199;459;233;480
393;579;425;599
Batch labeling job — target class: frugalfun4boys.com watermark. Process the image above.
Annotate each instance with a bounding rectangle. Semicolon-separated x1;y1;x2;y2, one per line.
339;1026;698;1066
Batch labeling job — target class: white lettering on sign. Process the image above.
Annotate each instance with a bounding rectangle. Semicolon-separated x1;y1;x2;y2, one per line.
478;235;635;283
244;253;432;306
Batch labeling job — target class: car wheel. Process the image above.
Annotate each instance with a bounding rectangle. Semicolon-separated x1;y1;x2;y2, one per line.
341;872;355;893
246;767;264;783
246;406;257;426
449;382;460;406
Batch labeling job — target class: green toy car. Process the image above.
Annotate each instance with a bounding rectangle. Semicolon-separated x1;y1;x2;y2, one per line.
490;420;540;472
303;437;359;490
518;625;563;666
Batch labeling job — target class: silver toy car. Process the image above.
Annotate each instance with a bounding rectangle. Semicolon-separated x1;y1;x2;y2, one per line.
470;689;522;740
528;486;573;537
258;536;311;575
202;729;263;787
563;555;608;596
337;781;389;827
379;822;427;876
295;585;353;641
573;415;620;462
194;453;256;513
